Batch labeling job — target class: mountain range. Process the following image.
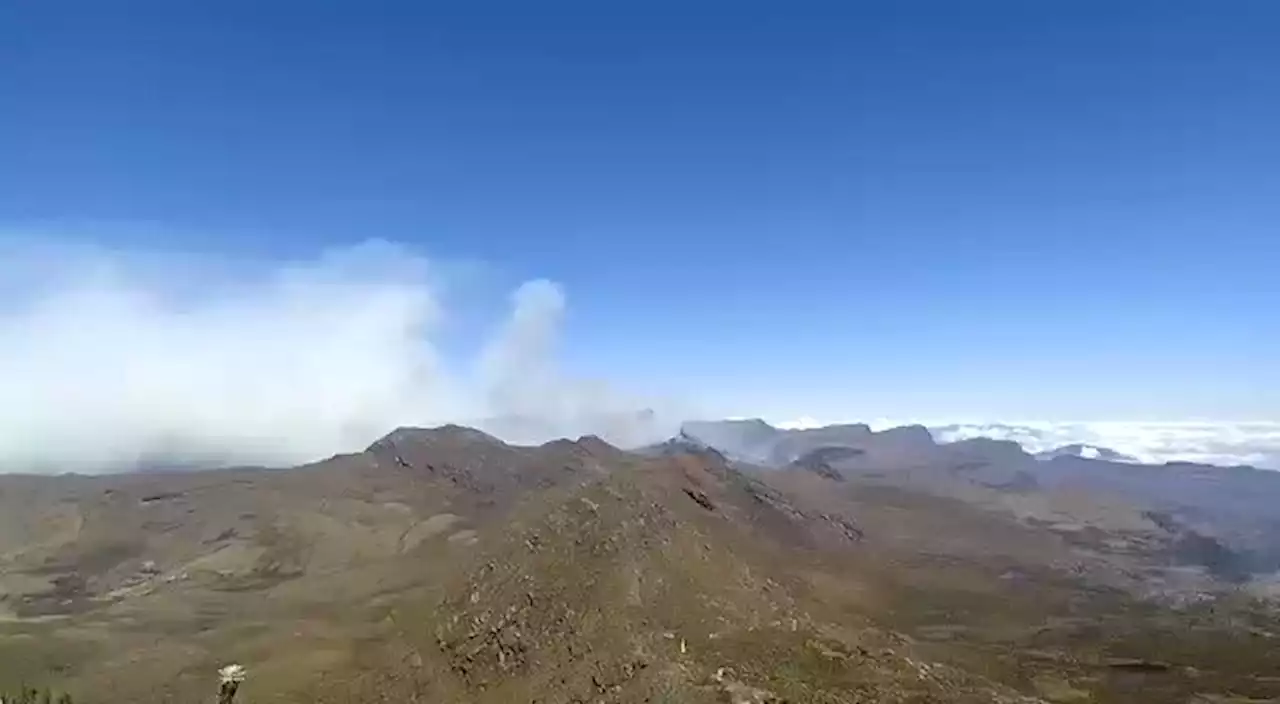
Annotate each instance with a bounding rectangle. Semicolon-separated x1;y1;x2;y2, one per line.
3;420;1280;703
679;418;1280;579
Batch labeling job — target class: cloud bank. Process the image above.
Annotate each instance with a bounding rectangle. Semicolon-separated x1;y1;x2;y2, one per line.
0;238;683;473
5;234;1268;474
777;417;1280;469
931;421;1280;470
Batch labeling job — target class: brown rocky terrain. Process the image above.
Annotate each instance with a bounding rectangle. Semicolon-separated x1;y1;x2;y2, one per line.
2;427;1280;703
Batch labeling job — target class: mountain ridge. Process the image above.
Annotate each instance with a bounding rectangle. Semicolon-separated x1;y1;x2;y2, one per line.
680;418;1280;581
1035;443;1138;463
4;423;1280;702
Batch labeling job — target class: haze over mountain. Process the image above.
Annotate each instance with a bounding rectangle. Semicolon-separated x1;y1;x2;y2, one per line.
681;418;1280;580
931;422;1280;470
777;418;1280;471
2;236;1271;475
0;239;688;474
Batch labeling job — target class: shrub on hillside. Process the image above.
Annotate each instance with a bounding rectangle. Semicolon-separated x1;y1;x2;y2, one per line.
0;687;74;704
2;664;245;704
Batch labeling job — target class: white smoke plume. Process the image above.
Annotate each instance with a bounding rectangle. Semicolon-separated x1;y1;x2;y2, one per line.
0;237;684;473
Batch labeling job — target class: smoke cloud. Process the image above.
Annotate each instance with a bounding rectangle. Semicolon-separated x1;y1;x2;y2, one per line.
0;237;683;473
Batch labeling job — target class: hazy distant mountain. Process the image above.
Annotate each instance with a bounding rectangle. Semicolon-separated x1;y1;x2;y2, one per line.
475;408;672;449
1036;443;1137;463
682;418;1035;473
636;429;728;463
679;417;1280;578
930;421;1280;470
678;418;783;464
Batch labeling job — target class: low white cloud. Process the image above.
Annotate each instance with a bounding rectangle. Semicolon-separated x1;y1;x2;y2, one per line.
775;416;826;431
773;416;1280;469
930;421;1280;468
0;236;683;473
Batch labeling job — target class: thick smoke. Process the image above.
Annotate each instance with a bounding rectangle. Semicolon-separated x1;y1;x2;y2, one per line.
0;238;683;473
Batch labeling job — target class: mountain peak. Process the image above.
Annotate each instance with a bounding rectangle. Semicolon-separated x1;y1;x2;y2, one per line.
366;424;504;453
872;424;936;445
639;430;731;465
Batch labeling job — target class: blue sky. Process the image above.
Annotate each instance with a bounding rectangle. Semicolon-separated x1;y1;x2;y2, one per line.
2;0;1277;435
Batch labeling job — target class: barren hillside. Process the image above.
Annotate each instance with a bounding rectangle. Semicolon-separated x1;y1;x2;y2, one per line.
2;428;1279;703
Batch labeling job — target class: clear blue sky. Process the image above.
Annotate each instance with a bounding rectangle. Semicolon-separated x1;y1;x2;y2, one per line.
2;1;1276;423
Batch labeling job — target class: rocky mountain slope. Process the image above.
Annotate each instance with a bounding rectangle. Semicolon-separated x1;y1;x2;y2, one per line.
3;427;1280;703
682;419;1280;581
